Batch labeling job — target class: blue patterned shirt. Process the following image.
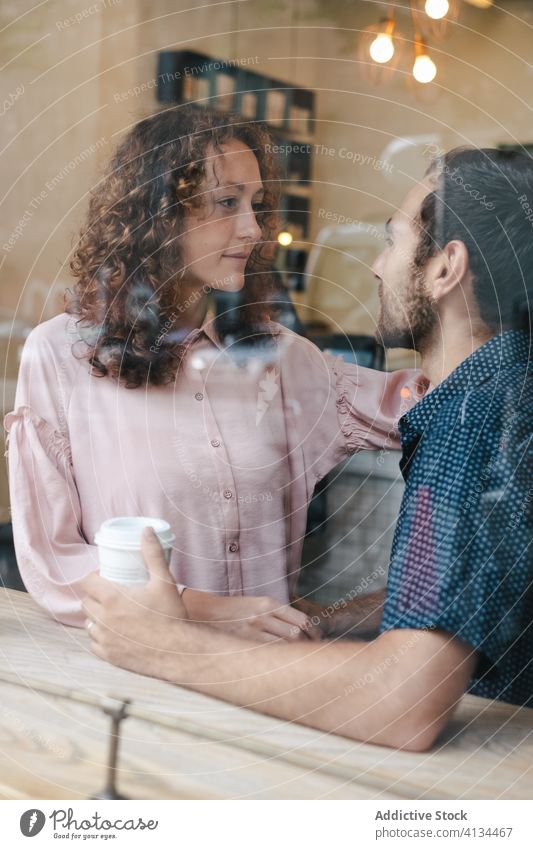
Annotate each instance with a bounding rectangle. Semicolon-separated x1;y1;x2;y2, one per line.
380;331;533;707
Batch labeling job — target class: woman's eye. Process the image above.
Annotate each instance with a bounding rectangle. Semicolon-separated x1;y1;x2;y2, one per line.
385;237;394;247
218;197;239;209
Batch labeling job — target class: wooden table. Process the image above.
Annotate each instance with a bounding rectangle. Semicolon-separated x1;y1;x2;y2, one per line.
1;588;532;799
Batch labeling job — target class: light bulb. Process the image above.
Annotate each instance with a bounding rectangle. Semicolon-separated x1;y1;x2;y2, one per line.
277;230;293;247
413;53;437;83
425;0;449;19
369;33;395;64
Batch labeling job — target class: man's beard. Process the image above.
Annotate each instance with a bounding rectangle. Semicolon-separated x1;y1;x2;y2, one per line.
377;264;437;353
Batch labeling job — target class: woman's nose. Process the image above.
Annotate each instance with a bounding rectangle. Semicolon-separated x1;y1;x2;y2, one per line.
237;206;262;243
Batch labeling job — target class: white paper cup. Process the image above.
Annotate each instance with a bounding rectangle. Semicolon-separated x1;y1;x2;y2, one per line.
94;517;175;586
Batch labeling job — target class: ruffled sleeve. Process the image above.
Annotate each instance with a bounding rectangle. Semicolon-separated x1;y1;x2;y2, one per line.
331;355;428;456
278;329;428;485
4;320;99;628
4;406;99;628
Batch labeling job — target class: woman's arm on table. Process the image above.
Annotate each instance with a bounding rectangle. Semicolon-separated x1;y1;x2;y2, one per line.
292;589;386;639
84;529;477;752
181;588;316;642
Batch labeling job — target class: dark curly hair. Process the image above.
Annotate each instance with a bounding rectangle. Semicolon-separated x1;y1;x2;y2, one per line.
414;146;533;335
67;106;281;387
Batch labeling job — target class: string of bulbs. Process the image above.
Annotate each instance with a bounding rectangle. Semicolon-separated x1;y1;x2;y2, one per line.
369;0;493;84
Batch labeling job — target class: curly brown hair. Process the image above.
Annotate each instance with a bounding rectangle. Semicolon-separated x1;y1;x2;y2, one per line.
67;106;281;387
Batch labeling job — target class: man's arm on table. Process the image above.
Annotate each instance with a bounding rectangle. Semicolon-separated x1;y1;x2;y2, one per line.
83;530;477;753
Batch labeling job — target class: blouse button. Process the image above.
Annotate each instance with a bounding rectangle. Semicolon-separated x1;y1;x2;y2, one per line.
211;439;221;448
195;392;204;401
228;542;239;553
223;490;233;499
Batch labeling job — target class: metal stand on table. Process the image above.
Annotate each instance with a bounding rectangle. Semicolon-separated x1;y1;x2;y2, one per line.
92;698;130;801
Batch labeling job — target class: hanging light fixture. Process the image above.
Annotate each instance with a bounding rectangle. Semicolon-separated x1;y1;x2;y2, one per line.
362;0;490;88
413;40;437;83
419;0;456;42
369;18;396;64
424;0;449;19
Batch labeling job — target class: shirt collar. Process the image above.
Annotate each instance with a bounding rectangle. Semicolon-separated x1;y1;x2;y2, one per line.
178;307;222;351
401;330;531;437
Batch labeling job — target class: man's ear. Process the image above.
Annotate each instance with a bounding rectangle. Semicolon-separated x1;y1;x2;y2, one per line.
431;239;469;301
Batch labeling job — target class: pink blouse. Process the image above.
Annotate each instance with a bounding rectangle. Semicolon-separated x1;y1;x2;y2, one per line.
4;311;426;628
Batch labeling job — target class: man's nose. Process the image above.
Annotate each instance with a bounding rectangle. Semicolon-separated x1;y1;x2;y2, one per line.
371;252;384;280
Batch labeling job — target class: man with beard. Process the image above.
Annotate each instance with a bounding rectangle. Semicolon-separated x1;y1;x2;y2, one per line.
83;147;533;751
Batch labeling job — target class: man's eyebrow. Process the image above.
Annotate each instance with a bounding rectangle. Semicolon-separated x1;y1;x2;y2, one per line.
385;218;394;233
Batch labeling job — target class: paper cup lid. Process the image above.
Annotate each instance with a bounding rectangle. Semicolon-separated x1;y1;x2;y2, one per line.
94;516;175;549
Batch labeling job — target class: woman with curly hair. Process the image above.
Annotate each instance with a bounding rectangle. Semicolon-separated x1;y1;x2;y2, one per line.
5;106;425;641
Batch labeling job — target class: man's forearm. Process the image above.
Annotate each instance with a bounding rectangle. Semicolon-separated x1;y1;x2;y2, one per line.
292;589;386;639
86;532;472;752
149;618;440;750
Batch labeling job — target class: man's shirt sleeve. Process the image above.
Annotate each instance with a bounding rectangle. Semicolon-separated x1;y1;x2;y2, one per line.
379;413;533;686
